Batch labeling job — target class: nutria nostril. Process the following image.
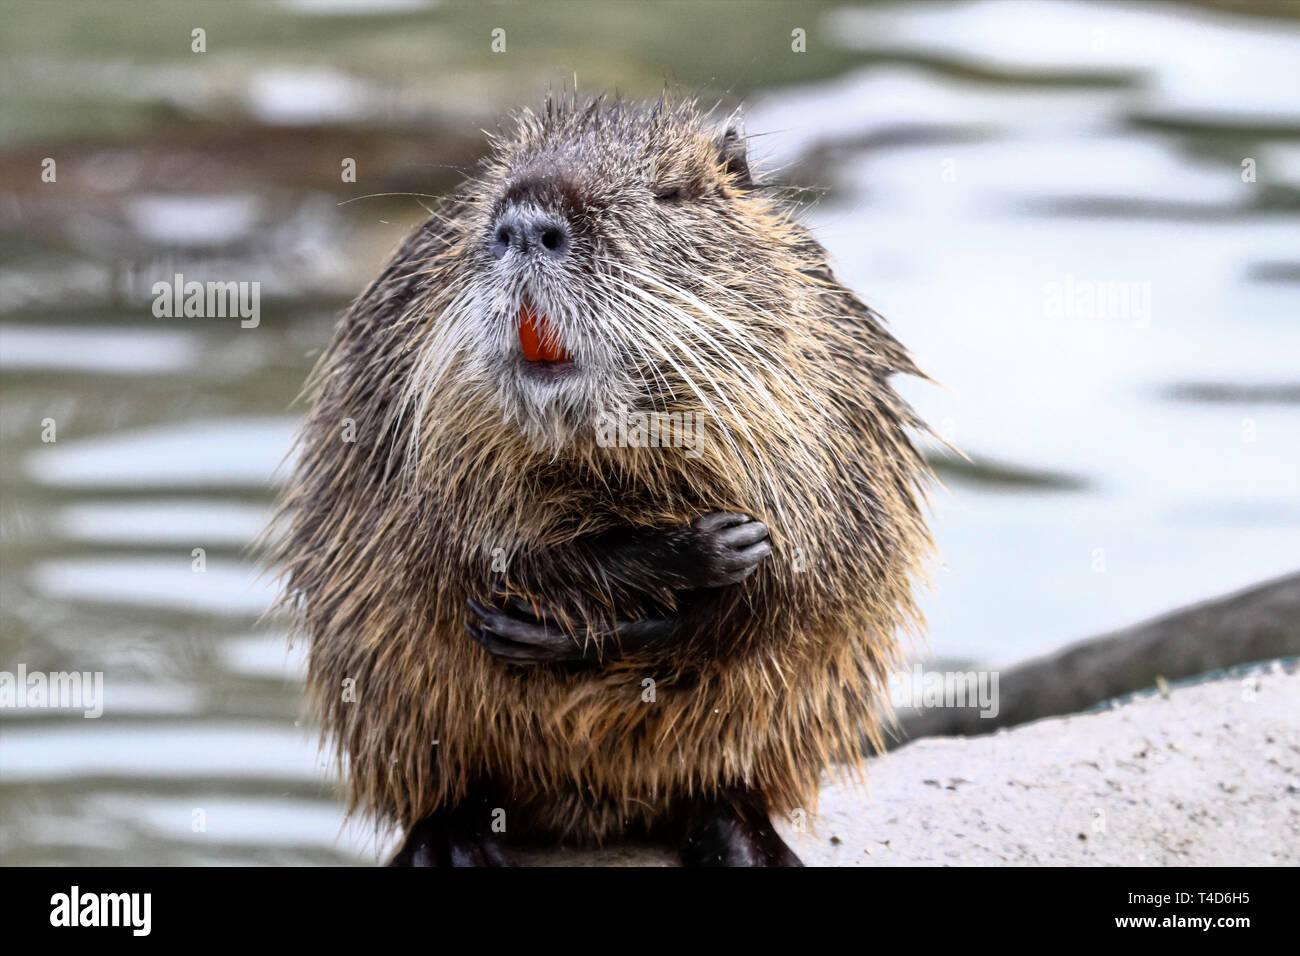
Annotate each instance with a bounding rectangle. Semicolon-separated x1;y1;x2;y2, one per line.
490;223;514;259
540;226;564;252
490;209;568;259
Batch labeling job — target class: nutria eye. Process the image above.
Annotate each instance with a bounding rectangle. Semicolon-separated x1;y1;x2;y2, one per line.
653;186;687;203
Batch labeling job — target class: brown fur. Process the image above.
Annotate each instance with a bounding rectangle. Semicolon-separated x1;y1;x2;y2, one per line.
274;95;932;843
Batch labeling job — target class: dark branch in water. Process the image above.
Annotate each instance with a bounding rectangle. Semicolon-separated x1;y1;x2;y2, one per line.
889;570;1300;748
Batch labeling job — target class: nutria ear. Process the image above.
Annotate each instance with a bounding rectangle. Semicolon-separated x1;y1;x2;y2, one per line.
717;124;753;189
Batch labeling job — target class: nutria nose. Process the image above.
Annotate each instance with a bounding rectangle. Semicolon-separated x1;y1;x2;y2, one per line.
490;209;570;260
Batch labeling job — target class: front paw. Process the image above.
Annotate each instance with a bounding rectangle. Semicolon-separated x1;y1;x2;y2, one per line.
684;512;772;588
465;595;583;663
465;595;677;664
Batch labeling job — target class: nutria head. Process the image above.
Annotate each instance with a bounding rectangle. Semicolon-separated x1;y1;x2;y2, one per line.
400;96;816;458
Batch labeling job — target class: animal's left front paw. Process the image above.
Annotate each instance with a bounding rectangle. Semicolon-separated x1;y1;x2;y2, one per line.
680;512;772;588
465;594;676;664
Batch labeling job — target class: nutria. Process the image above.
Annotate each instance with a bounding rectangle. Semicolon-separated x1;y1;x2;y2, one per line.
275;94;932;866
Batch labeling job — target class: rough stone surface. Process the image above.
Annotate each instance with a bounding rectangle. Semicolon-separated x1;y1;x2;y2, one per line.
519;665;1300;866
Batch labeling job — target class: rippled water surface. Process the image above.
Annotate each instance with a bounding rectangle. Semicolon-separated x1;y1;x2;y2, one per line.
2;0;1298;865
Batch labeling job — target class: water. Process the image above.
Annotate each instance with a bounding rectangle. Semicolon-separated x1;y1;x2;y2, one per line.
2;0;1298;865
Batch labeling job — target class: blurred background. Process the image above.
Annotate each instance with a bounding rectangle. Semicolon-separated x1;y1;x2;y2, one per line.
1;0;1297;864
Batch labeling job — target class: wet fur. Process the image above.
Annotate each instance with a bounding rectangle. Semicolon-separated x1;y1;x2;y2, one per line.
274;95;932;846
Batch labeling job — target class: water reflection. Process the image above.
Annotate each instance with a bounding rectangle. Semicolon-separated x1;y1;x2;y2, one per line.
23;418;298;488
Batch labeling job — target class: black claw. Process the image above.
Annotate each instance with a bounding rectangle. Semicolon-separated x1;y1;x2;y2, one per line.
729;538;772;567
684;512;772;589
466;593;678;665
715;519;769;548
692;511;749;533
465;621;548;662
505;594;551;622
466;594;583;661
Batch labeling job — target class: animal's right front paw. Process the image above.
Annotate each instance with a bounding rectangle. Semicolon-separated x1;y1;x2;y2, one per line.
465;595;582;663
681;512;772;588
465;594;679;664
